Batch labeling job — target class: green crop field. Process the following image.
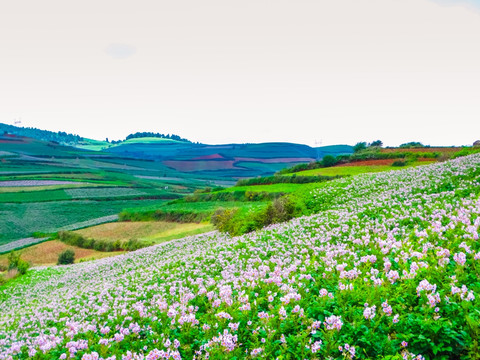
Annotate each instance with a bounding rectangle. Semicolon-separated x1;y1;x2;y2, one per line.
224;183;305;193
123;200;265;215
0;199;168;244
293;161;436;177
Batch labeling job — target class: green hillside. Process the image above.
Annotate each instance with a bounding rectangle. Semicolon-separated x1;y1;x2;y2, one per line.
1;154;479;359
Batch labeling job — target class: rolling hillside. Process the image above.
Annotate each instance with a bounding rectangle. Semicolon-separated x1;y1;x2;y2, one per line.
106;141;353;179
1;154;479;359
0;127;352;244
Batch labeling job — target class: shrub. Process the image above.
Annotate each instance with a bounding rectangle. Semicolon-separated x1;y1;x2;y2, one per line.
57;249;75;265
16;259;30;275
5;251;29;277
7;251;20;271
392;160;407;167
125;239;143;251
321;155;338;167
211;208;240;235
260;197;297;226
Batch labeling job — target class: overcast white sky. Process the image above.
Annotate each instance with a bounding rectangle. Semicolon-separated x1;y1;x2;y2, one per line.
1;0;479;146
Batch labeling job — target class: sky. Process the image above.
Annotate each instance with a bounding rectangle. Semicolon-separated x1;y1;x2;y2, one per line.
0;0;479;147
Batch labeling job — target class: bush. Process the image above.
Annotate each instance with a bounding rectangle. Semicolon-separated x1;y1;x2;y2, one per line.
211;208;240;234
57;249;75;265
392;160;407;167
259;197;297;226
7;251;20;271
4;251;29;278
16;259;30;275
321;155;338;167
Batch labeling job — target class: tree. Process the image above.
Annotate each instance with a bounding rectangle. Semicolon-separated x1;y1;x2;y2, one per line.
321;155;338;167
370;140;383;147
7;251;29;274
57;249;75;265
353;142;367;153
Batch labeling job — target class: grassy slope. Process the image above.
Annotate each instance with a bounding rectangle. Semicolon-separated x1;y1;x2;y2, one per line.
295;160;436;177
1;154;480;359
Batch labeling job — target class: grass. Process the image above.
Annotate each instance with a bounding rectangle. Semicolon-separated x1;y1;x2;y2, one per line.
75;221;214;245
125;200;267;215
294;161;435;177
0;183;119;193
0;240;124;267
226;183;305;193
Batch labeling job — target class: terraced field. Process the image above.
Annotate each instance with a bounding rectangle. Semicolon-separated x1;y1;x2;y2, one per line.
74;221;214;245
1;154;479;359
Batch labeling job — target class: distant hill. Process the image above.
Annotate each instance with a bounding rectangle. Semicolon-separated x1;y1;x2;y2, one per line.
124;132;192;143
0;123;353;179
0;123;82;145
106;140;353;179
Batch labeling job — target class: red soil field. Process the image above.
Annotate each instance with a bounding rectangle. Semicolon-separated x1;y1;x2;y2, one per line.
163;160;237;172
191;154;225;160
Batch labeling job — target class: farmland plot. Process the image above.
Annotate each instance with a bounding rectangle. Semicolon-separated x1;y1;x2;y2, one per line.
1;155;480;359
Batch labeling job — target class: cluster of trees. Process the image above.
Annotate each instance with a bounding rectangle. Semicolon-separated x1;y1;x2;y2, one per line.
124;132;191;143
353;140;383;153
399;142;426;148
0;123;82;145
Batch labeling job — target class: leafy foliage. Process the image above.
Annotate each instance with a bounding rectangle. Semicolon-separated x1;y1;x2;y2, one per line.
57;249;75;265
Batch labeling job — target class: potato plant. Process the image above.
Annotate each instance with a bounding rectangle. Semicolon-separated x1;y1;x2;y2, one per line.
1;155;480;359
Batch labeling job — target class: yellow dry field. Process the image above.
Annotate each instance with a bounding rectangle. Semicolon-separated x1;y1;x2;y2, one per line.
0;240;124;267
75;221;214;244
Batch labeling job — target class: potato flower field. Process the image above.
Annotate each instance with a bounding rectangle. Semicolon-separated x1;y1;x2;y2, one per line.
1;154;480;359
